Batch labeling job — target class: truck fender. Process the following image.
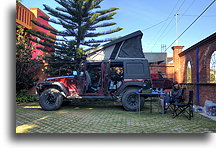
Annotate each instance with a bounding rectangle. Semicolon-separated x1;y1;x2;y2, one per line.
36;81;70;97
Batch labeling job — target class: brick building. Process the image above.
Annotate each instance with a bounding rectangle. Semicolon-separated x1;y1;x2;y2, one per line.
178;33;216;106
16;3;56;60
152;33;216;106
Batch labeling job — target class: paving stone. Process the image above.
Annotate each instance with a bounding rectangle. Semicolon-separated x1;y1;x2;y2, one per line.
16;101;216;133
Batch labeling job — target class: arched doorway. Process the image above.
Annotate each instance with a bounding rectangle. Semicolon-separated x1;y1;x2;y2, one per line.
186;61;192;83
210;51;216;83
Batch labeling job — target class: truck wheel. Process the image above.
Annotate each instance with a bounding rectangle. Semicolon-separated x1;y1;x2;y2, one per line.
39;88;63;111
122;88;144;111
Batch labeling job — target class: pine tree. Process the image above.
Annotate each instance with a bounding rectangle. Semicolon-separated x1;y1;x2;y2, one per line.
33;0;122;49
30;0;123;76
44;41;78;76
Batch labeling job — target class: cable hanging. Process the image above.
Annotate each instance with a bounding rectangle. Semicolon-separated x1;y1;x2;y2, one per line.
165;0;216;52
148;0;186;51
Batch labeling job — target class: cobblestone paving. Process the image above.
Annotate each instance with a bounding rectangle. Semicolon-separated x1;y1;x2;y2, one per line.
16;101;216;133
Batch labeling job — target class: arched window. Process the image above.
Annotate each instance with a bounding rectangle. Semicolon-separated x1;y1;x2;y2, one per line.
187;61;192;83
210;51;216;83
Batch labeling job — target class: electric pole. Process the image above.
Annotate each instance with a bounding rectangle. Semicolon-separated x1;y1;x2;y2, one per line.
175;13;179;45
161;44;166;52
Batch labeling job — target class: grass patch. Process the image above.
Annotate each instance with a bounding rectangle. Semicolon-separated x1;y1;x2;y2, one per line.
16;100;216;133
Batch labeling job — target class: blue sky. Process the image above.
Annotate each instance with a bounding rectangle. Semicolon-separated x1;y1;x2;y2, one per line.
22;0;216;55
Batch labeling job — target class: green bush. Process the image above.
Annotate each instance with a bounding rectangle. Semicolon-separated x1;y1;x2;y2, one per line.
16;25;40;94
16;91;37;103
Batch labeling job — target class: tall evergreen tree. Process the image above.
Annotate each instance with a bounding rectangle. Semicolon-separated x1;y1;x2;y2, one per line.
30;0;123;76
43;41;78;76
32;0;122;49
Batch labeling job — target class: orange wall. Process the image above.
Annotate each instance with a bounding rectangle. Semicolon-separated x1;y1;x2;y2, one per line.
16;3;35;29
30;8;55;59
16;3;56;60
16;3;56;94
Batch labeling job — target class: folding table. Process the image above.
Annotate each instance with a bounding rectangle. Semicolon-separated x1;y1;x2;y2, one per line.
135;91;166;115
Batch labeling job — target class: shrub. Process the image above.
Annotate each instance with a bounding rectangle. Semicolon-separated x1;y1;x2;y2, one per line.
16;25;40;94
16;91;37;103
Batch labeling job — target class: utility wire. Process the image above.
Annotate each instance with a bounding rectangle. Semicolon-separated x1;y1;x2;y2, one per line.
179;14;216;17
178;0;196;22
142;17;173;31
149;0;186;52
159;0;196;51
162;0;201;52
145;0;181;52
165;0;216;51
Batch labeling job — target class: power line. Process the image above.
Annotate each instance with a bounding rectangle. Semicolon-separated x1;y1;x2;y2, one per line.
178;0;196;22
142;17;172;31
159;0;196;49
149;0;186;52
142;0;182;32
179;14;216;17
147;0;181;51
165;0;216;51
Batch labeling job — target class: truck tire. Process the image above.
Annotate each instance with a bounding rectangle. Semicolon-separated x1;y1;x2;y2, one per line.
39;88;63;111
122;88;144;111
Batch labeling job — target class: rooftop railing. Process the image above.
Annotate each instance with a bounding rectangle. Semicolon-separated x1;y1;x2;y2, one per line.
16;3;35;29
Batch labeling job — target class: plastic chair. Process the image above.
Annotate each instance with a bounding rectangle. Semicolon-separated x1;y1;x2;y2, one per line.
172;91;194;120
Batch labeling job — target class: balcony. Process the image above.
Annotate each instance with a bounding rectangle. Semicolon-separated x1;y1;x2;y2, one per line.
16;3;35;29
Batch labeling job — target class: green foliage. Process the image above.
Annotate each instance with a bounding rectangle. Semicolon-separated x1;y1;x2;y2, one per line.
44;41;78;76
34;0;123;49
16;0;21;4
16;91;37;102
16;25;40;93
30;0;122;76
186;67;192;83
16;25;32;62
210;69;216;83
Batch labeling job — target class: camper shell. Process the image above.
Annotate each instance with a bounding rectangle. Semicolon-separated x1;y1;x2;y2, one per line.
86;30;145;61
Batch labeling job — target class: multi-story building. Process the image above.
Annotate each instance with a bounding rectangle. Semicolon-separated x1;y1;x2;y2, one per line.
16;2;56;93
16;2;56;59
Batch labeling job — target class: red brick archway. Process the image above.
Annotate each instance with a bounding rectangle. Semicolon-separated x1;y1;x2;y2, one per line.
205;43;216;83
177;33;216;106
183;54;194;83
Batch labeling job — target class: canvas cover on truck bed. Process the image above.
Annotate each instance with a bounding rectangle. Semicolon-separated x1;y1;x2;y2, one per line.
86;30;145;62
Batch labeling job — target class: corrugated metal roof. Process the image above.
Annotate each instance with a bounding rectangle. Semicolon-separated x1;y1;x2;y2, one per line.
143;52;167;63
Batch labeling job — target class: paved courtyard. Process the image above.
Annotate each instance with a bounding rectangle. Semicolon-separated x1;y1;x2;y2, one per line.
16;100;216;133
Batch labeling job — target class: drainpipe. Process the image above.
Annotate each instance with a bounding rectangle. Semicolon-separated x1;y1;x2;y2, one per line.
196;47;200;105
